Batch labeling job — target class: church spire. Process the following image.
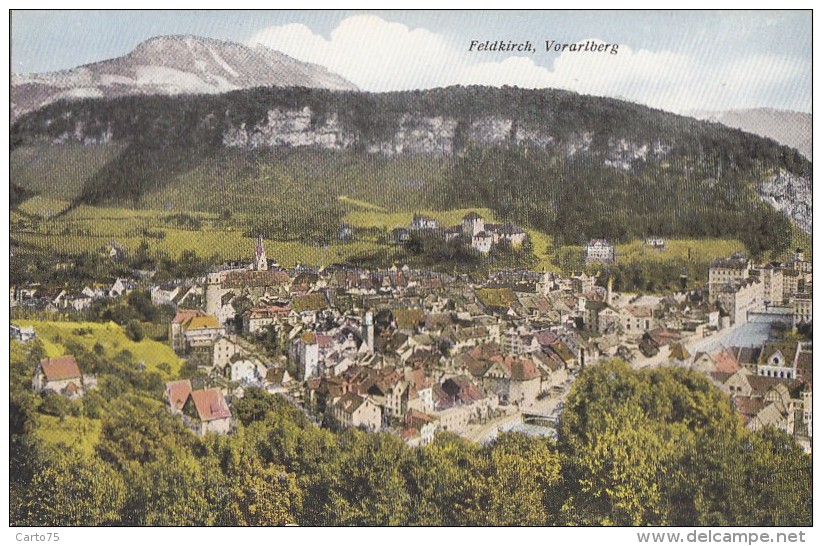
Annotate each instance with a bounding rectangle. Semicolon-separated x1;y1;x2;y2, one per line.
254;234;268;271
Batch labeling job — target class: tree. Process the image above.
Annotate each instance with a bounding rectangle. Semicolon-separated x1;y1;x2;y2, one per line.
125;319;145;342
96;394;194;470
17;445;125;526
222;444;302;526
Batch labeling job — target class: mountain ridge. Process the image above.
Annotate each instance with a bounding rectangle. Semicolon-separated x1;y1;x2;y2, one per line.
10;85;811;257
689;108;811;161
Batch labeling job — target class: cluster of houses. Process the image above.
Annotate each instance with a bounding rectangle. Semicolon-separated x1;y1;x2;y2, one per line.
11;278;135;312
17;232;812;451
688;340;813;451
395;211;527;254
707;249;813;327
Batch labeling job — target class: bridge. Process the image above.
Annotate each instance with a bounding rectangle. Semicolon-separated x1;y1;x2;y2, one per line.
521;411;559;428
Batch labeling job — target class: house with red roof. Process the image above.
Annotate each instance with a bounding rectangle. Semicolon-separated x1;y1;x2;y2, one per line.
181;388;232;435
165;379;193;414
32;356;87;399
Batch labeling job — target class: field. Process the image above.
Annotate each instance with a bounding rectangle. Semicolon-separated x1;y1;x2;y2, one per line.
14;194;754;276
615;238;747;264
14;320;184;379
14;196;559;269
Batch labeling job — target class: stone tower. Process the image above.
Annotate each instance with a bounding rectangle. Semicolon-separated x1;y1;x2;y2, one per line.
205;272;223;317
364;311;375;353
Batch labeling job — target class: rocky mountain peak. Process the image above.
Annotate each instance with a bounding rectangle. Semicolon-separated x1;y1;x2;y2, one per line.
11;34;358;120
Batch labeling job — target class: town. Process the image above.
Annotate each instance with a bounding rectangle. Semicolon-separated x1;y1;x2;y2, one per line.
11;221;813;452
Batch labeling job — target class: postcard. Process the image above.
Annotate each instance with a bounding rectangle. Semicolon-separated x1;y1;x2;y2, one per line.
8;9;813;534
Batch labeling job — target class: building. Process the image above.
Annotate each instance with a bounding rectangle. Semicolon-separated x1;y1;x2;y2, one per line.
169;309;208;353
790;248;812;276
411;214;440;231
584;239;616;264
242;305;291;334
708;254;752;302
401;410;439;447
462;212;485;237
714;277;764;326
253;234;268;271
165;379;193;414
751;263;784;305
181;388;232;435
471;231;493;254
792;294;812;326
332;392;382;431
291;330;320;379
181;314;224;351
10;323;35;342
646;237;666;251
32;356;86;398
495;223;527;247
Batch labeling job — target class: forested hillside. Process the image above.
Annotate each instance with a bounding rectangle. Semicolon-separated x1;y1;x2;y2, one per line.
10;85;811;257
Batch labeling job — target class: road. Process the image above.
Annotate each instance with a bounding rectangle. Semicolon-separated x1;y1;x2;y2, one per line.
461;384;571;444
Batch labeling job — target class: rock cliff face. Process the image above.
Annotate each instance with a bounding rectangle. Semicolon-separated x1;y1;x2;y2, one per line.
223;107;355;150
12;83;812;236
758;170;813;234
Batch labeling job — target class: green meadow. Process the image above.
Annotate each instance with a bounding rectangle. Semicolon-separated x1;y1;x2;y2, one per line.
14;320;184;379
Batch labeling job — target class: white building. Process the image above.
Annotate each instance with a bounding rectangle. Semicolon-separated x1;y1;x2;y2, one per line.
584;239;616;264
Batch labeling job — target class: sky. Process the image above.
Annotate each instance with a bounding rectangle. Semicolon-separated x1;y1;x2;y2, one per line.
9;10;812;114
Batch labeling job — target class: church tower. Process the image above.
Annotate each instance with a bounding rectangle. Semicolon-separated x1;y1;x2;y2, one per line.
253;234;268;271
364;311;375;353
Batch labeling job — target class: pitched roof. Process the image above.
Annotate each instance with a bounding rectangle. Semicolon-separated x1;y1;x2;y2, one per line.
172;309;206;324
265;367;289;384
40;356;81;381
291;292;330;313
758;342;799;366
166;380;193;411
334;392;368;414
709;371;735;385
747;376;802;398
189;389;231;421
734;347;762;366
222;269;291;288
734;397;768;420
394;308;425;331
184;314;220;330
668;342;691;361
510;358;540;381
713;348;740;373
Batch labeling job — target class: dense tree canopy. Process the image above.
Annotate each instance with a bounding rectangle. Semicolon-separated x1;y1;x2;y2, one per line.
10;348;812;526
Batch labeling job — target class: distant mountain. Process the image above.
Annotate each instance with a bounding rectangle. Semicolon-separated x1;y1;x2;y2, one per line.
690;108;811;161
11;34;358;119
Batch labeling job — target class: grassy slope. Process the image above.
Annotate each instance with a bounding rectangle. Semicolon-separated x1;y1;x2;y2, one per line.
11;142;126;200
615;238;746;264
15;320;184;379
136;149;454;213
11;140;781;272
35;414;102;458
